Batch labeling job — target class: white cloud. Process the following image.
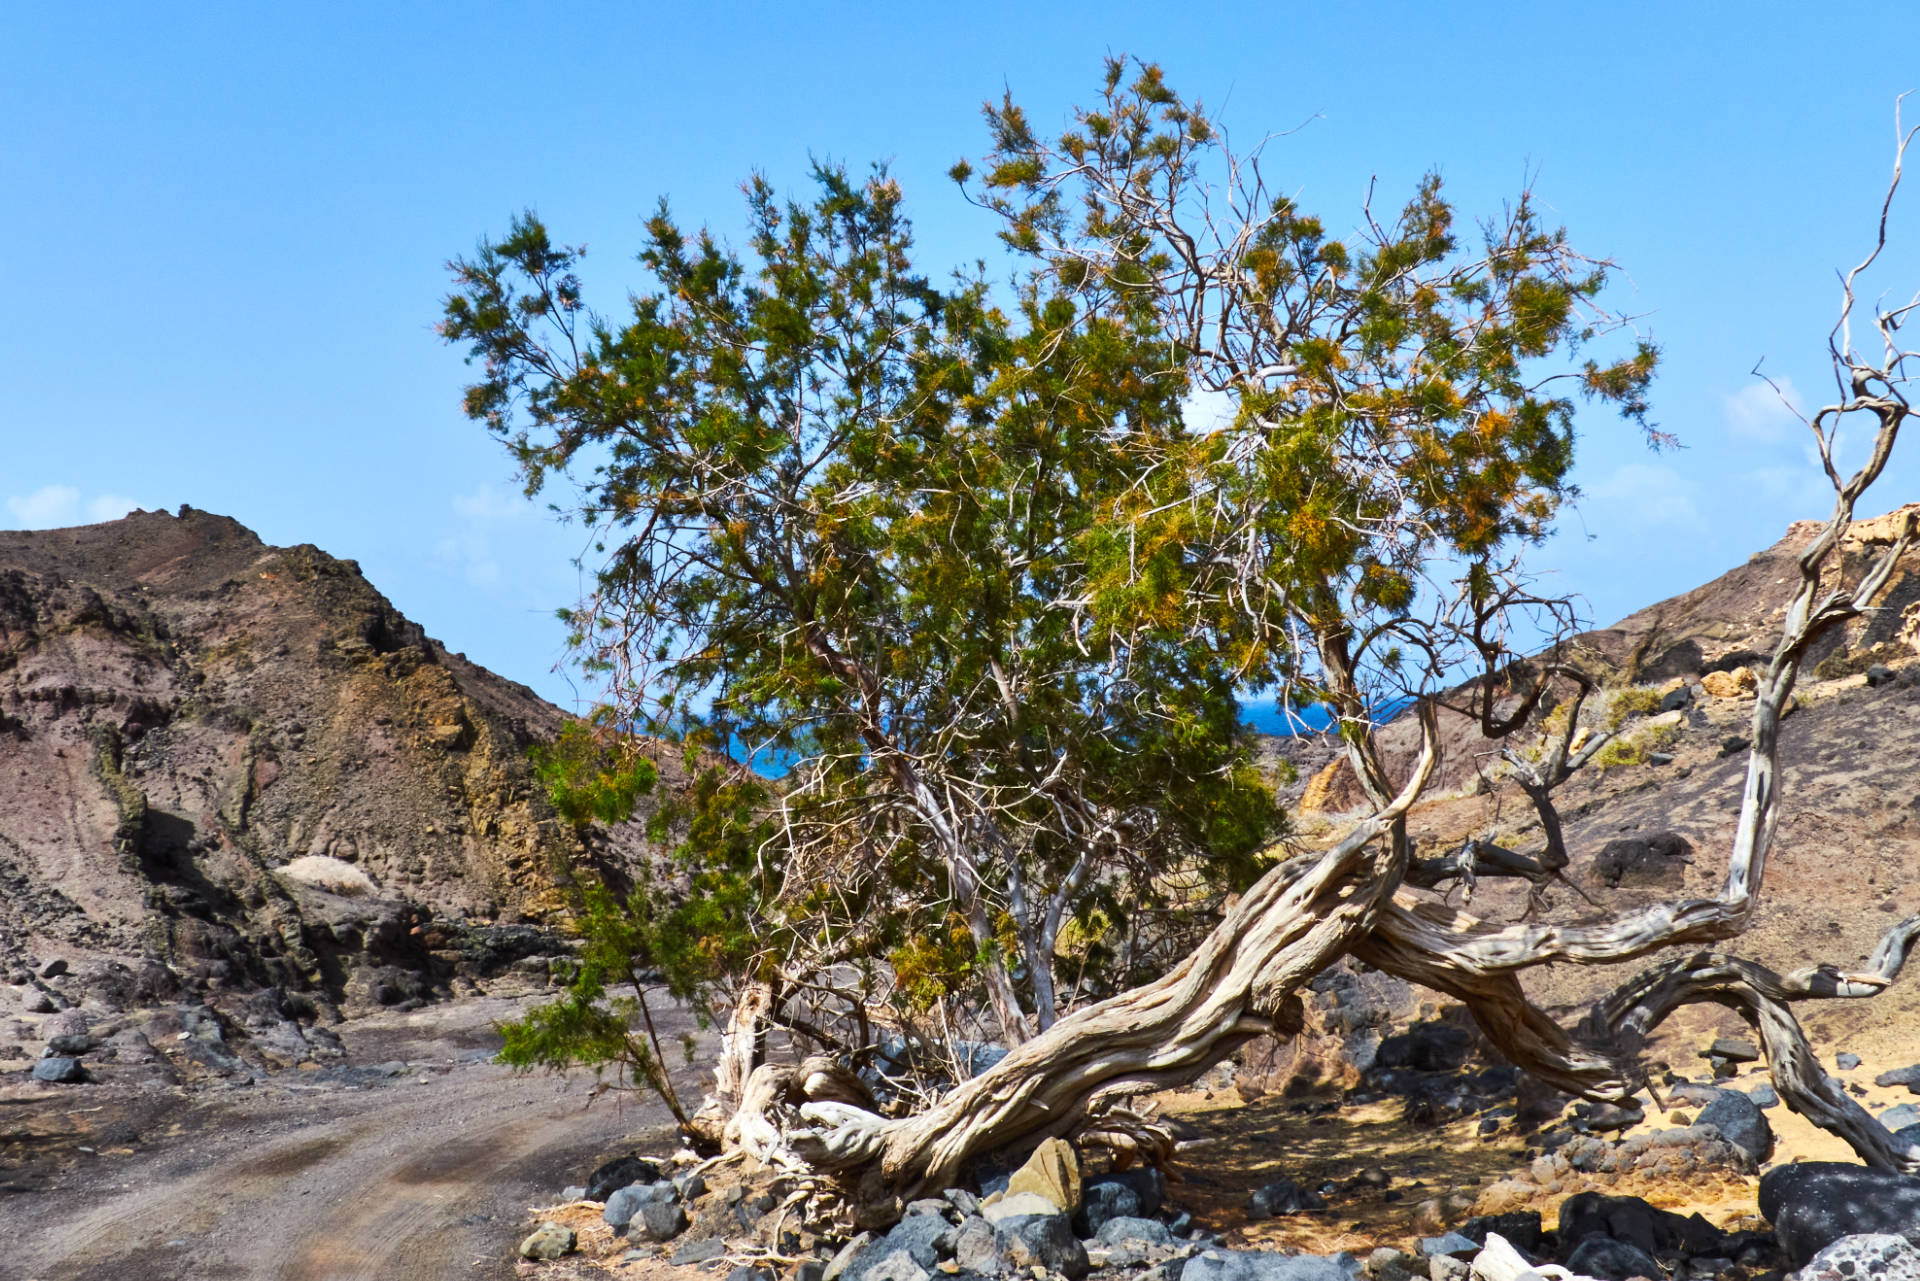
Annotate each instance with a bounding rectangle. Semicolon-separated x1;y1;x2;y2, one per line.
85;493;139;522
437;485;535;590
1180;387;1239;435
4;485;144;530
1583;461;1706;532
1723;377;1805;444
6;484;80;528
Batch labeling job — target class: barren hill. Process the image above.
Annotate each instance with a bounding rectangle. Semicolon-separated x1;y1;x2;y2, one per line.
0;506;666;1012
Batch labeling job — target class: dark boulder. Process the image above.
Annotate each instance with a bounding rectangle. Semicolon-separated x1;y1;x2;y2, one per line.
1374;1022;1473;1072
638;1200;689;1242
30;1056;85;1083
585;1154;662;1202
1759;1162;1920;1266
1459;1212;1543;1255
1591;832;1693;890
994;1213;1088;1280
1696;1089;1775;1164
1558;1192;1704;1258
1248;1180;1326;1217
1565;1236;1662;1281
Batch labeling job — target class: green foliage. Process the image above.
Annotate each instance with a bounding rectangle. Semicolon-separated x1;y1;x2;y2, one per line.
446;56;1658;1061
1594;719;1678;770
531;716;658;828
495;882;693;1124
1604;686;1665;729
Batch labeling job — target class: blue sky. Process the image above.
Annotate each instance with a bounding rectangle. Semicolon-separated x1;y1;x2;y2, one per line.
6;3;1920;713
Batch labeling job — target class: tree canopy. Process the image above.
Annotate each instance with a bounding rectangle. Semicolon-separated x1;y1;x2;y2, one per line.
441;56;1660;1112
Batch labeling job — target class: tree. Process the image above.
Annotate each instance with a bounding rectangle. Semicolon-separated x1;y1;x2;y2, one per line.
440;159;1281;1110
447;62;1920;1201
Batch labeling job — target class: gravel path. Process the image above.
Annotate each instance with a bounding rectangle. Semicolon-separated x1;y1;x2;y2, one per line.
0;993;706;1281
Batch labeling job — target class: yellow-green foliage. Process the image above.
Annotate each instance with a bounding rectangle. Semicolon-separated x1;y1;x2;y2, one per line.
1595;719;1679;770
1604;685;1664;729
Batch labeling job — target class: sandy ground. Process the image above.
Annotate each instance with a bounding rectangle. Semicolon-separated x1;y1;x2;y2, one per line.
0;994;707;1281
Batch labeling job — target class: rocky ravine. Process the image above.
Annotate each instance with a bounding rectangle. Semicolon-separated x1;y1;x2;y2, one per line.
0;506;672;1017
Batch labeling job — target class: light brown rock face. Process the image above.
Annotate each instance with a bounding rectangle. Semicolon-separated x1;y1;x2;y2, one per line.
1700;666;1758;699
1006;1135;1083;1214
0;507;673;1009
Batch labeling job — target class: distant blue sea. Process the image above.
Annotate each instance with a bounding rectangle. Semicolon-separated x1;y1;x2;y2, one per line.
727;697;1410;778
1239;696;1413;739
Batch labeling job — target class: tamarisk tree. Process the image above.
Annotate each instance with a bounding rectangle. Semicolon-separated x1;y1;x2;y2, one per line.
445;61;1920;1201
441;162;1280;1091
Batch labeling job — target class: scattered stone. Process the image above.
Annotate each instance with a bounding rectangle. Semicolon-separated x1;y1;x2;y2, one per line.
904;1198;952;1220
44;1033;90;1056
880;1213;958;1271
1248;1180;1326;1218
40;959;67;979
674;1170;708;1200
1427;1256;1469;1281
30;1056;85;1084
561;1185;587;1201
1098;1216;1175;1247
639;1200;690;1241
1078;1179;1141;1236
1564;1235;1661;1281
1868;664;1898;688
518;1221;575;1260
1412;1193;1478;1234
983;1192;1062;1224
1184;1251;1354;1281
1696;1089;1775;1163
952;1217;1009;1275
585;1154;662;1202
1875;1065;1920;1090
1583;1102;1645;1132
862;1254;930;1281
1760;1163;1920;1265
729;1267;776;1281
826;1233;878;1281
1416;1233;1479;1260
1659;686;1693;713
995;1213;1089;1280
940;1188;980;1218
1708;1038;1760;1063
1882;1103;1920;1131
604;1180;676;1230
1798;1233;1920;1281
1005;1137;1082;1216
1839;1053;1864;1071
1366;1247;1417;1281
674;1237;729;1266
22;989;55;1014
1591;833;1693;890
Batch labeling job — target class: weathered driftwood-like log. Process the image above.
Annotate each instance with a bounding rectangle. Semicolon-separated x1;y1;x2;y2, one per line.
709;177;1920;1191
739;706;1442;1192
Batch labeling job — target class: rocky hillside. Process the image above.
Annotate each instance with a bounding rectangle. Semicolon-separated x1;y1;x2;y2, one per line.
0;506;672;1013
1253;504;1920;1061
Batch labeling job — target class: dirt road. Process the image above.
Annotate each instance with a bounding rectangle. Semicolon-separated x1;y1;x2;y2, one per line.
0;994;706;1281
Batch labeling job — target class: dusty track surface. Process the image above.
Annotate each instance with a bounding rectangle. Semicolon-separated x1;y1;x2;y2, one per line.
0;994;704;1281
